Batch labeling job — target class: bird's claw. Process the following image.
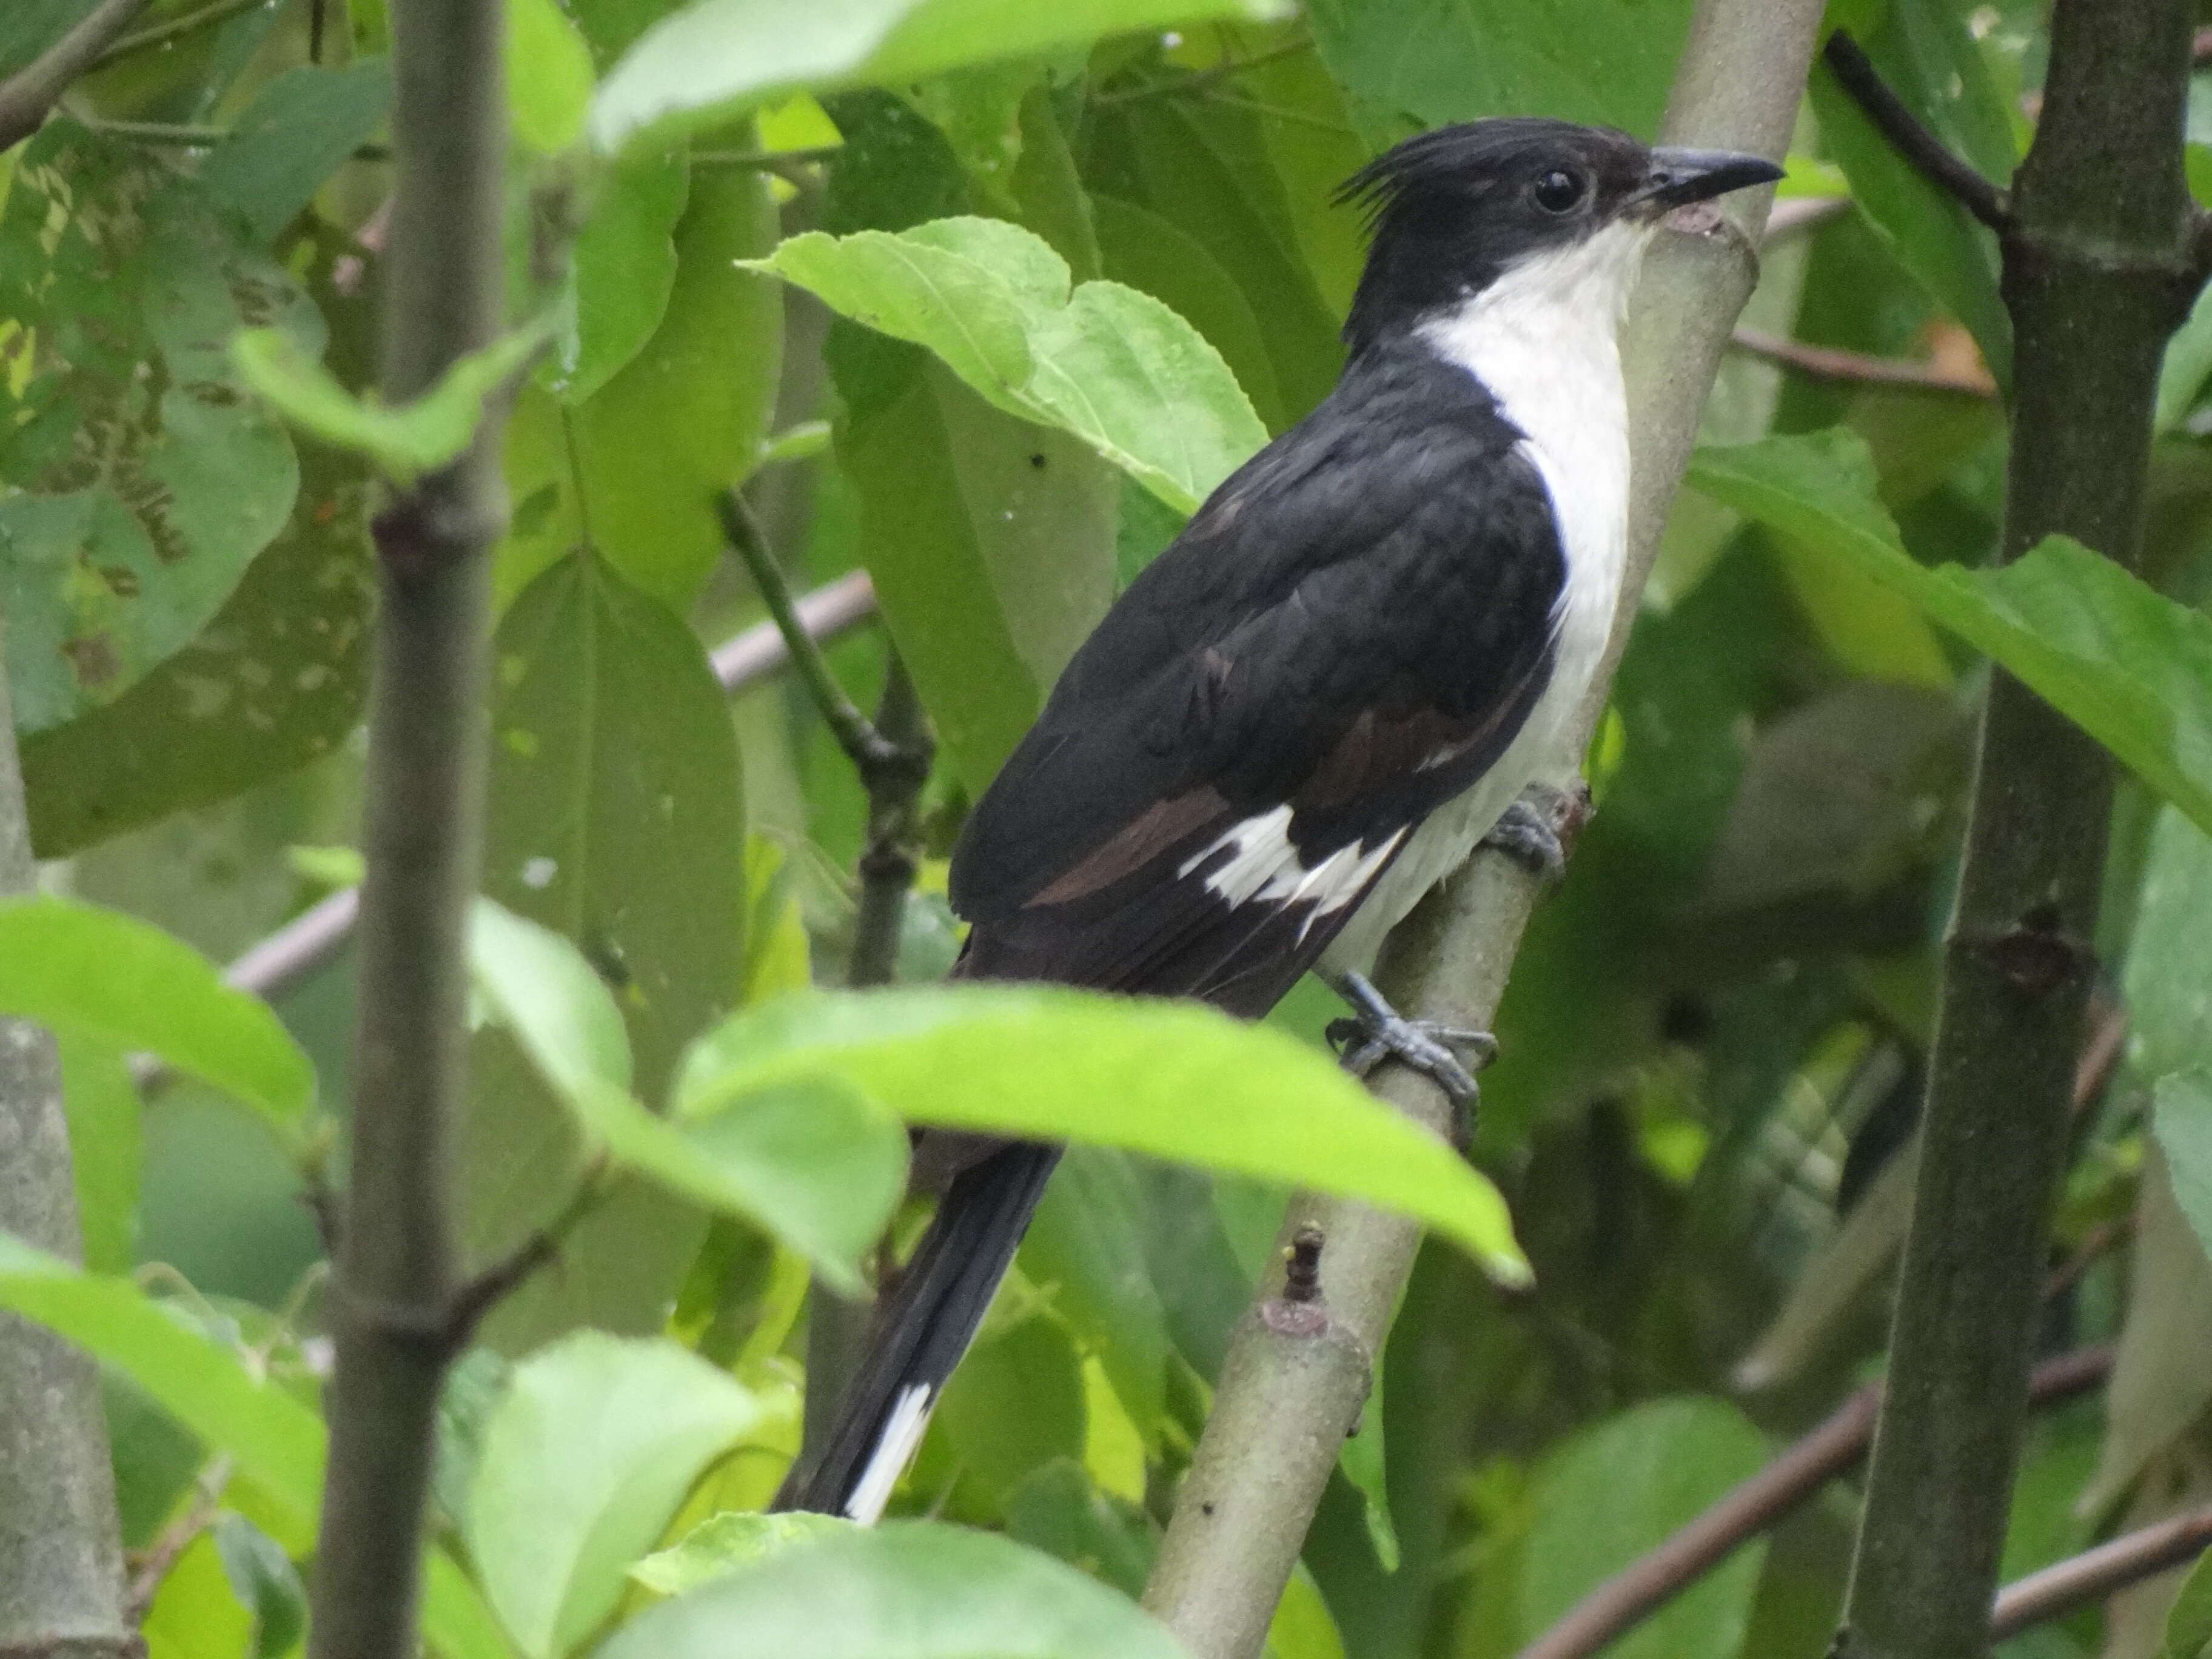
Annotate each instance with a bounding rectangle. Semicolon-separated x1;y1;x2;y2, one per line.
1326;971;1497;1149
1481;793;1569;882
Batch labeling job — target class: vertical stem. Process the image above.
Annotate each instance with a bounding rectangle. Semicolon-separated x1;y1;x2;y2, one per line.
1835;6;2196;1658
0;648;133;1657
306;0;506;1655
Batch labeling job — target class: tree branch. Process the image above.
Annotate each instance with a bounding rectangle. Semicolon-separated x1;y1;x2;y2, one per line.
1512;1346;2113;1659
1822;31;2011;231
304;0;506;1652
1137;2;1826;1653
1832;7;2198;1659
1989;1507;2212;1640
1729;326;1996;396
0;0;152;152
0;613;136;1655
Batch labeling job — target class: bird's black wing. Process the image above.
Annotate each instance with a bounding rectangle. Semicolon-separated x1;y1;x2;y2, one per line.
949;347;1568;1016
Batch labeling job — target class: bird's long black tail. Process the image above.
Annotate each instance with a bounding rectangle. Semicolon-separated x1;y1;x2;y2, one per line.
772;1140;1064;1520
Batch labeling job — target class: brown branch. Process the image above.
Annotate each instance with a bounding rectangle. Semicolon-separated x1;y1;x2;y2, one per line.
1729;327;1996;396
1512;1346;2113;1659
1989;1506;2212;1639
1823;31;2011;231
0;0;153;152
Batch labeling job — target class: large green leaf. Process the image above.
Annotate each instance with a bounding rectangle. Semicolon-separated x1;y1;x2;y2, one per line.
594;1520;1191;1659
588;0;1289;156
0;897;312;1142
21;426;375;856
198;59;396;243
751;216;1264;514
1521;1398;1770;1659
497;166;782;612
467;898;908;1293
674;986;1530;1281
546;151;689;405
56;1031;140;1275
2128;806;2212;1082
466;552;748;1346
0;1236;506;1659
1689;429;2212;838
0;122;317;731
466;1332;777;1659
1304;0;1695;141
509;0;598;154
1022;1146;1171;1443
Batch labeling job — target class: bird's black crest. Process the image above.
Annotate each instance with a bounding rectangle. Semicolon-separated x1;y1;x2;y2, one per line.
1337;119;1654;353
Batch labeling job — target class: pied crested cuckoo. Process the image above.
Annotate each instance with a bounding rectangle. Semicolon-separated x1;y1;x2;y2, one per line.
780;118;1781;1521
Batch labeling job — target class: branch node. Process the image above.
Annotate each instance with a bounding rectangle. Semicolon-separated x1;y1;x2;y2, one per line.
1961;903;2094;998
1823;31;2011;233
1281;1225;1324;1303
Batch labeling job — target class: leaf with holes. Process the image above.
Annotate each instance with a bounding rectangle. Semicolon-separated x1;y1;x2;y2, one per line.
0;122;319;732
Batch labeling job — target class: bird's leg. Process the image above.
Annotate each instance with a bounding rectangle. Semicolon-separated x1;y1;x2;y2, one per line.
1324;970;1498;1148
1478;782;1587;882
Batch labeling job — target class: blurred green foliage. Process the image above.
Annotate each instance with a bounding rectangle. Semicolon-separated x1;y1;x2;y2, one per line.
7;1;2212;1657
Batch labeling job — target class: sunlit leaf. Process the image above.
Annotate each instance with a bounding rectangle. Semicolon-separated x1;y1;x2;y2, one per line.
595;1520;1191;1659
675;986;1530;1282
0;897;312;1141
631;1512;851;1597
509;0;597;153
751;216;1265;513
589;0;1290;156
466;1332;777;1658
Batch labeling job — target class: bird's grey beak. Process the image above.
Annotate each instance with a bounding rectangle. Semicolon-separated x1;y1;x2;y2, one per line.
1631;147;1785;214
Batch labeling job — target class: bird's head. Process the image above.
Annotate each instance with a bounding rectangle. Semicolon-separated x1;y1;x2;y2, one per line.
1338;119;1783;355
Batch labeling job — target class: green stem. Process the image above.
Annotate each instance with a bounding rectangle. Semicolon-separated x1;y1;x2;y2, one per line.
0;636;135;1655
1137;0;1824;1652
304;0;507;1655
1832;7;2198;1658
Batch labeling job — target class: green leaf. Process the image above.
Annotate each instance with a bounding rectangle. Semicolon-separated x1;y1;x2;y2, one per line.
933;1308;1088;1510
1521;1398;1770;1659
1023;1146;1171;1443
1808;2;2012;390
1689;429;2212;839
2156;1073;2212;1272
751;216;1265;514
548;151;689;404
212;1512;307;1659
497;166;782;611
2127;806;2212;1081
2157;276;2212;435
466;1332;776;1659
469;897;635;1099
2163;1526;2212;1658
0;897;312;1141
56;1031;141;1274
232;320;549;483
464;551;751;1344
0;123;315;732
675;986;1530;1282
631;1512;853;1597
22;430;375;856
589;0;1290;156
1304;0;1695;141
1004;1459;1155;1600
0;1236;506;1659
594;1520;1190;1659
198;59;395;243
510;0;598;153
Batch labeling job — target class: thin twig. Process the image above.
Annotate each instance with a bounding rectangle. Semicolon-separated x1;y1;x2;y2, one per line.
1822;31;2010;231
440;1160;608;1354
1761;195;1852;243
719;490;903;772
0;0;153;151
1091;38;1316;107
1989;1506;2212;1638
124;1455;233;1622
1511;1347;2114;1659
93;0;273;67
1729;327;1996;396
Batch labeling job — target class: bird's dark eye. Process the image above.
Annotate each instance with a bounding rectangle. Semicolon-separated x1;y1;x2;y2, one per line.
1532;169;1586;213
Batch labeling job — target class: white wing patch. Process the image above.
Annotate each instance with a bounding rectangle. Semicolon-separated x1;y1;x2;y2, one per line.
1181;805;1406;939
843;1382;936;1524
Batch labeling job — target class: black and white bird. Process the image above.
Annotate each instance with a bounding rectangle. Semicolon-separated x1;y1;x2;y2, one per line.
780;118;1781;1522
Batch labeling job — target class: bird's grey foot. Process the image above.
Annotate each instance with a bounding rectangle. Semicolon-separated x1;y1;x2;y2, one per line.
1481;791;1569;882
1325;970;1497;1148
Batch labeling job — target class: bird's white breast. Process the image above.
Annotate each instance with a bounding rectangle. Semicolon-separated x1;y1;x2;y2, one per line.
1319;221;1648;976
